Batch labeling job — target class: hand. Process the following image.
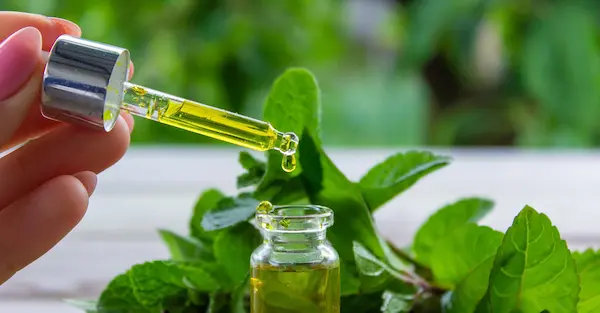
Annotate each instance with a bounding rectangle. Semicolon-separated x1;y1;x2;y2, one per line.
0;12;135;284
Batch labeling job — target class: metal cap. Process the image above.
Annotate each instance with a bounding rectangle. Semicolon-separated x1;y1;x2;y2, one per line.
41;35;131;131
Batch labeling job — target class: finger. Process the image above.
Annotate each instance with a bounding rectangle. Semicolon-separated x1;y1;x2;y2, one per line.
0;12;81;50
0;116;131;209
0;49;135;151
0;27;44;147
129;61;135;80
0;173;95;284
2;108;134;152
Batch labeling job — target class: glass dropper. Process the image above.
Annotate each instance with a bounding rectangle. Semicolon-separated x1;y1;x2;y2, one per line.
40;35;298;171
119;82;298;157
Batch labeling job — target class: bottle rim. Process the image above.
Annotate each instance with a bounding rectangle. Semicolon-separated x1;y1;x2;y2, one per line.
255;204;334;233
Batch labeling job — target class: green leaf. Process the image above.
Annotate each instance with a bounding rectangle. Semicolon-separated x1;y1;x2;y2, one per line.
236;152;266;189
413;198;494;266
190;189;226;239
214;222;260;284
430;224;503;288
63;299;98;313
304;136;394;264
256;67;397;283
359;151;450;211
200;194;259;231
434;224;503;313
340;260;361;296
239;151;265;170
158;229;214;262
178;264;221;293
97;273;150;313
353;241;413;293
258;67;321;189
521;3;600;142
380;291;413;313
128;261;189;308
572;249;600;312
475;206;580;313
442;256;496;313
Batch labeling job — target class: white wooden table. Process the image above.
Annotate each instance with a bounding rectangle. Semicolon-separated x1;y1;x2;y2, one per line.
1;147;600;312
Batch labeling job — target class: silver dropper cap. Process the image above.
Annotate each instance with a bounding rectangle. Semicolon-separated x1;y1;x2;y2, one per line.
41;35;130;131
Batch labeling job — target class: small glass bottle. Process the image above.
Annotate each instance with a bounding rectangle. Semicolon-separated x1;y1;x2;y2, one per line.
250;204;340;313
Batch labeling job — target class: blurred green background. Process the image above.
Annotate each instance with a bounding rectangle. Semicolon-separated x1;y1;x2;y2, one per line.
4;0;600;147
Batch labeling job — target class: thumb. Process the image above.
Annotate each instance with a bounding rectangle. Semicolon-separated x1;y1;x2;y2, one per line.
0;27;43;147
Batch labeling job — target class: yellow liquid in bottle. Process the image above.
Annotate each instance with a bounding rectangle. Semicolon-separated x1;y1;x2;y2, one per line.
250;264;341;313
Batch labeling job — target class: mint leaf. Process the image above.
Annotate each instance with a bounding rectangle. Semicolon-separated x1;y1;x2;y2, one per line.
475;206;580;313
354;241;388;277
64;299;98;313
179;264;220;293
304;136;391;262
434;224;502;313
258;68;321;189
413;198;494;265
190;189;226;239
128;261;188;308
158;229;214;262
270;175;307;204
359;151;450;211
200;194;259;231
239;151;264;170
237;152;266;189
97;273;149;313
214;222;260;285
353;241;413;293
572;249;600;312
430;224;503;288
381;291;413;312
257;68;394;276
442;256;496;313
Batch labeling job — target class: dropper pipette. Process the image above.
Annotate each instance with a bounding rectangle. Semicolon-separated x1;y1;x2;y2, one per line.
40;35;298;170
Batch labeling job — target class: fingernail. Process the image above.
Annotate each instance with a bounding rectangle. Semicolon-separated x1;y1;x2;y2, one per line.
0;27;42;101
48;17;82;37
73;171;98;196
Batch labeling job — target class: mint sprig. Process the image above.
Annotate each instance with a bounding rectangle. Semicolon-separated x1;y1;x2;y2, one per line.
69;68;599;313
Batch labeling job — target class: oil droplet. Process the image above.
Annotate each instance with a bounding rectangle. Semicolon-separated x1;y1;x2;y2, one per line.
281;154;297;172
103;110;115;121
256;201;273;214
132;97;140;102
131;85;147;96
250;277;263;292
279;219;290;228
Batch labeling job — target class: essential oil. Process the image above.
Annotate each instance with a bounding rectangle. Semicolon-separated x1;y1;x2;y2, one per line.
251;204;340;313
250;264;340;313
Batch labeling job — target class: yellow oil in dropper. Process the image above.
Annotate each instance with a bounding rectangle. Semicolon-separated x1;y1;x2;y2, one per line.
120;83;299;172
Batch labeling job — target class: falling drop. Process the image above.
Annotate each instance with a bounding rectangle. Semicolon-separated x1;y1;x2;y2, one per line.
281;154;297;172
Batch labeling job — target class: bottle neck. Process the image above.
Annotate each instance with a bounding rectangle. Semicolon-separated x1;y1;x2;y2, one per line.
263;230;327;251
